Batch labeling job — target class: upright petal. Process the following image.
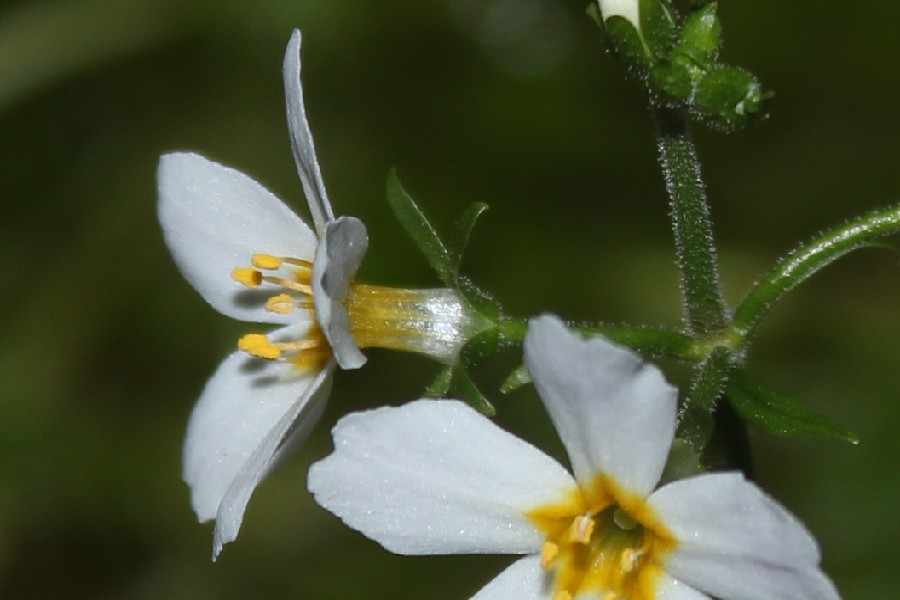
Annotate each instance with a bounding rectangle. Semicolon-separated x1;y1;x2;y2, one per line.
181;323;333;558
312;216;369;369
469;556;550;600
524;315;677;496
649;472;841;600
308;400;577;555
283;29;334;235
157;152;317;324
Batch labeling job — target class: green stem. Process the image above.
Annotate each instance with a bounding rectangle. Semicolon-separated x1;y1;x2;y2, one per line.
654;106;728;335
732;203;900;339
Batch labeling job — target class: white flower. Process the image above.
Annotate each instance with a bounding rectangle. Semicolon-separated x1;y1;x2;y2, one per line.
309;315;841;600
158;30;480;559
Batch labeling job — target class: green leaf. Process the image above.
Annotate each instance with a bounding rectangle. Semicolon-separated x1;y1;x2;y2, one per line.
386;169;454;286
449;202;489;276
726;371;858;444
500;364;530;394
732;203;900;340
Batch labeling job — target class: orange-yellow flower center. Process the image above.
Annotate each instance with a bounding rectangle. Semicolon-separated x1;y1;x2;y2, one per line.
527;474;677;600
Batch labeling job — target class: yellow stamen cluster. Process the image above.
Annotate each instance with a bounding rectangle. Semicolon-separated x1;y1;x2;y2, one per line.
528;475;677;600
231;253;331;371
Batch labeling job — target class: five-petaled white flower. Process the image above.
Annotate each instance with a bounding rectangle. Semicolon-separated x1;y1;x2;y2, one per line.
309;315;840;600
158;29;480;559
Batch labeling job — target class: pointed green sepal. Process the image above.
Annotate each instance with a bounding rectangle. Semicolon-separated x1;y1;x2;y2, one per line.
692;65;771;132
386;170;455;286
603;16;653;75
639;0;678;58
678;2;721;66
425;365;453;397
449;202;489;277
726;371;859;444
500;364;530;394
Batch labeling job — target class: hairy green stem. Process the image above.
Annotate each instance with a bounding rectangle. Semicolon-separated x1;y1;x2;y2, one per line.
654;107;728;334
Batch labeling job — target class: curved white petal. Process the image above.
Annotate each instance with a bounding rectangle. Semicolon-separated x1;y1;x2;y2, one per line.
470;556;550;600
598;0;640;29
181;323;333;558
308;399;577;555
649;472;840;600
655;573;711;600
158;152;317;324
312;216;368;370
283;29;334;235
523;315;677;496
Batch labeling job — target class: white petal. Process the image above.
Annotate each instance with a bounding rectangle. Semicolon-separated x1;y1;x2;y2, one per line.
598;0;640;29
655;573;711;600
283;29;334;235
470;556;551;600
181;323;333;558
312;216;368;370
308;399;577;555
157;152;317;324
523;314;677;496
649;472;840;600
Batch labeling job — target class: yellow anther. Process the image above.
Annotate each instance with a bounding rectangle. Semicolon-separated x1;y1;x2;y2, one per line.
620;548;637;573
602;593;618;600
265;293;297;315
232;267;262;288
553;592;573;600
540;541;559;570
567;514;595;544
237;333;282;359
252;254;283;270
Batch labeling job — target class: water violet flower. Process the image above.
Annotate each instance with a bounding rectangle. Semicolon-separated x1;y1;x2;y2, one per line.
309;314;840;599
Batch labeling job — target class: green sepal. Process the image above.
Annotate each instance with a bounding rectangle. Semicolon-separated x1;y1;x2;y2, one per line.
460;328;501;366
603;16;653;76
677;2;721;66
500;364;530;394
691;65;771;132
449;202;489;277
639;0;678;58
386;170;455;286
424;363;495;416
458;276;502;322
425;364;453;397
726;371;859;444
649;59;697;106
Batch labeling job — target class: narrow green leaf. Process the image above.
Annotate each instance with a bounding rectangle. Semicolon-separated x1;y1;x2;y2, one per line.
500;364;530;394
726;371;858;444
449;202;489;276
732;203;900;340
386;170;454;286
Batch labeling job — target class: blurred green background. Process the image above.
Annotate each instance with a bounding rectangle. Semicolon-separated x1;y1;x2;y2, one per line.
1;0;898;597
